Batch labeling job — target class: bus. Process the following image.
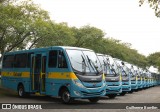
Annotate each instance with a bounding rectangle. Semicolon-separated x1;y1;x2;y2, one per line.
145;70;152;88
97;54;122;99
143;70;150;88
147;71;153;87
1;46;106;103
141;69;147;88
130;65;139;91
113;59;131;95
136;68;143;89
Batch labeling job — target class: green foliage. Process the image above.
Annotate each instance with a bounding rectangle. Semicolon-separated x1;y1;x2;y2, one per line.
96;38;148;68
139;0;160;17
35;22;76;48
72;25;105;52
147;52;160;71
0;0;158;70
0;0;50;60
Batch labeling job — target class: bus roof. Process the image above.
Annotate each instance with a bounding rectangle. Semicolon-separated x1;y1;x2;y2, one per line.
62;46;93;51
4;46;93;55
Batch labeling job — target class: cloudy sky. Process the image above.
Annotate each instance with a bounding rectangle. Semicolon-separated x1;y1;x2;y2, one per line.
34;0;160;56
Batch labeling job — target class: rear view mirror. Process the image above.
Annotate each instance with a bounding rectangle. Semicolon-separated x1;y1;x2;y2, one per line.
121;62;124;65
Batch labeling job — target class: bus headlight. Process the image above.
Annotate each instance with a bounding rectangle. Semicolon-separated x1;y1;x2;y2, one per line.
73;80;85;88
102;81;106;87
74;91;81;96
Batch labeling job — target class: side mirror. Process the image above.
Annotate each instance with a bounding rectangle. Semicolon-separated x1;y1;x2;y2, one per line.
121;62;124;65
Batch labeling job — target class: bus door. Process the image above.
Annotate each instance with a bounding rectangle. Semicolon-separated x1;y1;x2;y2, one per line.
31;53;46;93
41;54;46;92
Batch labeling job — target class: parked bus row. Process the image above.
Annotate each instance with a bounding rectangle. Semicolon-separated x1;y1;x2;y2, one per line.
0;46;159;104
97;53;160;99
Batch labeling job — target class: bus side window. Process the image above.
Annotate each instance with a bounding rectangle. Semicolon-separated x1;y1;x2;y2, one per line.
58;51;68;68
48;50;57;68
14;53;27;68
3;55;14;68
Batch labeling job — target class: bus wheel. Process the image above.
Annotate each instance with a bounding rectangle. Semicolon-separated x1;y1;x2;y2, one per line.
108;94;117;99
128;90;133;93
61;89;74;104
18;85;26;97
88;97;99;103
120;92;126;96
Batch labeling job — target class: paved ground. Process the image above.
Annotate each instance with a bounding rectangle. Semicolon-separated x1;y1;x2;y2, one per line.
0;79;160;112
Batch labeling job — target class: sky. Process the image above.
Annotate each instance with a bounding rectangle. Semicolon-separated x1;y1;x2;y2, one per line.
34;0;160;56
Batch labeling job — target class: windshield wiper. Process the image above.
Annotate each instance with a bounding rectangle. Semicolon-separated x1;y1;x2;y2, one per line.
105;61;117;76
120;66;128;77
130;71;135;77
86;55;99;74
81;55;86;74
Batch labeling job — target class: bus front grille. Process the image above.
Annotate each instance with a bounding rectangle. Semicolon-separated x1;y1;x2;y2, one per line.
81;90;104;96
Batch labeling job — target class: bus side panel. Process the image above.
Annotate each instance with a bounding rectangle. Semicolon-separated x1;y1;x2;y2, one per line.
1;71;31;93
1;76;8;88
1;76;18;91
45;78;72;97
22;78;31;92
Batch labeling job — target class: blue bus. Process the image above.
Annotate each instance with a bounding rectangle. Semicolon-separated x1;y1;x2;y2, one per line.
97;54;122;99
141;69;147;88
136;68;143;89
1;46;106;103
131;65;139;91
124;64;138;92
145;70;152;88
113;59;131;95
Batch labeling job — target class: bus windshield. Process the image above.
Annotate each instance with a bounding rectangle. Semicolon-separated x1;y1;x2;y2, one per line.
66;49;102;75
104;57;119;77
105;63;117;77
130;68;136;77
122;66;129;76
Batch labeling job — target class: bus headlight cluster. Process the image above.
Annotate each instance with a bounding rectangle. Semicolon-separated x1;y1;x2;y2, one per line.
120;81;122;86
102;81;106;87
74;91;81;96
73;80;85;89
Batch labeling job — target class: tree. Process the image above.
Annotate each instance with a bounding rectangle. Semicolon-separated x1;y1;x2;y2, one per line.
147;52;160;71
139;0;160;17
97;38;148;68
0;0;151;70
72;25;105;52
0;0;50;61
34;22;76;48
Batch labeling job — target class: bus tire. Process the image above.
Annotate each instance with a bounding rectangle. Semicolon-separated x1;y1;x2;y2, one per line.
120;92;126;96
108;94;117;99
18;85;26;98
88;97;99;103
61;89;74;104
128;90;133;93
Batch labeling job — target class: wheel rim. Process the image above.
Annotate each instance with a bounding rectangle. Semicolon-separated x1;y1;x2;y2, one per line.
19;87;23;96
62;91;70;103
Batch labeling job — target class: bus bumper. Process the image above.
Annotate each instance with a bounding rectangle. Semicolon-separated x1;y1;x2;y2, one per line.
105;82;122;95
70;81;106;98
